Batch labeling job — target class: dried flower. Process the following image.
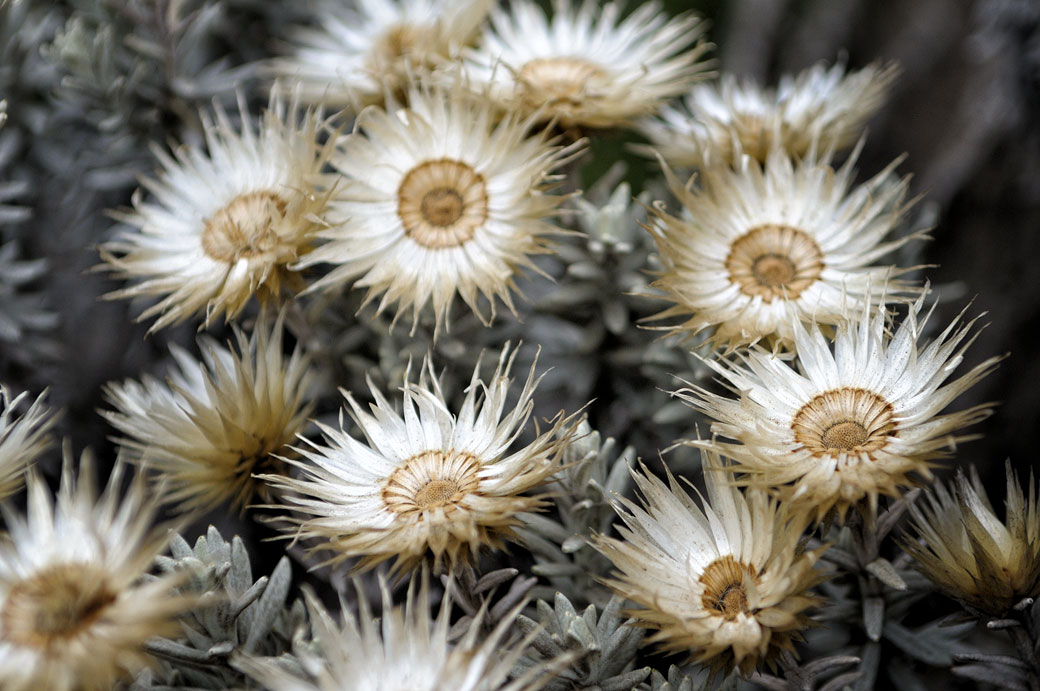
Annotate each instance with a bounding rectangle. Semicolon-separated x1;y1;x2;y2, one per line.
0;387;55;501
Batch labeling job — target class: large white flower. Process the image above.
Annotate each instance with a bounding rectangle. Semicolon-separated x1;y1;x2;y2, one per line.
100;95;335;332
594;450;825;677
639;61;899;169
299;82;582;336
0;387;55;501
461;0;710;129
262;347;575;574
647;144;922;350
0;456;191;691
679;295;1002;521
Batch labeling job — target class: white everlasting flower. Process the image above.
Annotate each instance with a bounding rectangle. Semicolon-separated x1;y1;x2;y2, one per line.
679;295;1002;522
299;82;582;336
274;0;494;108
263;347;575;574
648;144;922;350
0;456;191;691
462;0;710;129
102;313;314;515
639;61;899;169
100;95;335;332
0;387;56;501
594;450;825;677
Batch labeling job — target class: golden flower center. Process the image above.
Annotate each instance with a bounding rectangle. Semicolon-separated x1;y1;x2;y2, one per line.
726;224;824;302
792;387;897;458
518;57;607;111
397;159;488;249
700;555;755;620
201;190;288;263
372;24;423;68
383;450;482;515
1;563;117;647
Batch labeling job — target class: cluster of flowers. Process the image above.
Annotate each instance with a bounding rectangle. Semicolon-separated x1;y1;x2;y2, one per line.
0;0;1036;689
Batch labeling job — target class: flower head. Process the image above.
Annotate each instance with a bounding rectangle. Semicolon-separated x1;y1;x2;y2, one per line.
299;81;582;336
594;450;825;676
102;312;314;515
639;61;899;169
263;347;575;575
0;455;191;691
648;145;922;350
679;295;1001;522
0;387;55;501
100;95;335;332
462;0;710;129
904;461;1040;617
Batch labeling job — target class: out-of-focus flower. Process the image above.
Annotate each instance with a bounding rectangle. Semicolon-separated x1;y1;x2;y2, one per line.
594;450;825;677
462;0;710;129
100;95;335;332
647;145;922;350
300;81;582;337
679;295;1001;522
263;347;576;575
904;460;1040;617
102;313;314;514
639;61;899;169
0;387;55;501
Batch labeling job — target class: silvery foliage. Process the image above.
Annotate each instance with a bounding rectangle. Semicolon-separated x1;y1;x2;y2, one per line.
443;566;536;641
952;596;1040;691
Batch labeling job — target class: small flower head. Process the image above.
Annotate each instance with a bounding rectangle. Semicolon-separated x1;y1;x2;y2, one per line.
100;94;335;332
462;0;710;129
263;347;575;575
648;145;922;350
0;455;191;691
0;387;56;501
904;461;1040;617
640;61;899;169
102;313;314;515
680;295;1002;522
594;451;825;677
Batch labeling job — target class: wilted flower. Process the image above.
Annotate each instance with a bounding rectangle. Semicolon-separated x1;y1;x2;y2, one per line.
904;460;1040;616
0;387;55;501
594;450;826;676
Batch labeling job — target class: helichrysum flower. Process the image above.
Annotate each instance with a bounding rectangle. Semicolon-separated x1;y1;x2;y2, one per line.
273;0;493;108
298;81;582;336
0;387;55;501
679;295;1001;522
904;461;1040;617
102;313;314;514
594;451;825;677
262;347;575;574
0;456;191;691
462;0;710;129
639;61;899;169
648;145;922;350
100;95;335;332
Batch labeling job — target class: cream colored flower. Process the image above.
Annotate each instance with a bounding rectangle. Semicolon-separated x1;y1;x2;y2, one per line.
679;295;1001;522
102;313;314;515
263;347;575;574
648;145;922;350
0;387;56;501
299;82;582;336
904;461;1040;617
100;95;335;332
461;0;710;129
639;61;899;169
273;0;493;108
594;450;825;676
0;455;191;691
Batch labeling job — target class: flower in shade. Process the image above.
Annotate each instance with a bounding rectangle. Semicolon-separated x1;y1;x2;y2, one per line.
102;313;314;515
903;460;1040;617
273;0;494;108
461;0;710;129
262;347;575;575
0;455;191;691
639;61;899;169
594;450;826;677
0;387;56;502
678;295;1002;522
298;81;582;336
100;95;335;332
647;144;922;350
